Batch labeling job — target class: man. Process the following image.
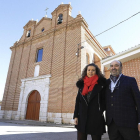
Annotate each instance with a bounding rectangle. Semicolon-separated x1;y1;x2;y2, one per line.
105;60;140;140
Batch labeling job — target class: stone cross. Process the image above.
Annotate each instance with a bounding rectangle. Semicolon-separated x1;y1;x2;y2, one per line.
45;8;49;16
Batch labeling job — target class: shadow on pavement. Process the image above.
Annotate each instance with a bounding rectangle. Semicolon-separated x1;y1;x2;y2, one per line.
0;131;109;140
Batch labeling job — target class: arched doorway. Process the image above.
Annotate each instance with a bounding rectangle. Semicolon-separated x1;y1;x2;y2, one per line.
26;90;41;120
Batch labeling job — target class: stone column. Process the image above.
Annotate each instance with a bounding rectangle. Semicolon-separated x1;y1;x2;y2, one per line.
39;79;50;122
54;113;62;124
15;80;25;120
4;110;12;119
0;110;4;119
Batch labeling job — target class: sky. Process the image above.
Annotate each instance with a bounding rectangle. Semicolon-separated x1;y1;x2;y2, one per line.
0;0;140;101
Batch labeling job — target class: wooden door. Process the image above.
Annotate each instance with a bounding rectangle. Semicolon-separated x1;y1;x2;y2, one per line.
26;90;41;120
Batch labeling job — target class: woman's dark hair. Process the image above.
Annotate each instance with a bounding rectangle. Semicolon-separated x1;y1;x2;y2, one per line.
80;63;104;80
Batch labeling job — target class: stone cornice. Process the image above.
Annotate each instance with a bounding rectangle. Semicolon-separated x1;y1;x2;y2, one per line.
101;44;140;68
36;17;52;28
21;74;51;82
84;31;107;58
10;17;89;49
24;20;37;29
10;41;19;50
77;15;107;58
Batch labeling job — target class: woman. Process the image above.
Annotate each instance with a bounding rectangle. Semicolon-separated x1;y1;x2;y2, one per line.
74;63;106;140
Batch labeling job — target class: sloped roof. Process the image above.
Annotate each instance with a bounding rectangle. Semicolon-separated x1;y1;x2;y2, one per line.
24;20;37;29
51;4;72;15
36;17;52;28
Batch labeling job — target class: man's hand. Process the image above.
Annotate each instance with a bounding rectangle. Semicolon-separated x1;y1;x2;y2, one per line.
138;124;140;132
74;118;78;125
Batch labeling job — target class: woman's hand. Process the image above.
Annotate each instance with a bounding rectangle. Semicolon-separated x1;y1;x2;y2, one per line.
74;118;78;125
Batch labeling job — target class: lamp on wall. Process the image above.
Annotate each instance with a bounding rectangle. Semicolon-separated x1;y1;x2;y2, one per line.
76;45;84;57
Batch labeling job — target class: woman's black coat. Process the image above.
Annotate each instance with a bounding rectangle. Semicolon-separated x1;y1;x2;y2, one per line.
73;77;106;135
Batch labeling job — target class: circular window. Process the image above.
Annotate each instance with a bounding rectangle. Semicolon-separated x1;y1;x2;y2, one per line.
41;28;45;32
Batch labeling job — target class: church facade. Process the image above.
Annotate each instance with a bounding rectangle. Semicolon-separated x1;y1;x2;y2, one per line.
0;3;140;124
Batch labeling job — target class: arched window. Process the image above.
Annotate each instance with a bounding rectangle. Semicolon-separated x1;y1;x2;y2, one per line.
57;14;63;24
36;48;43;62
86;53;90;65
27;29;31;37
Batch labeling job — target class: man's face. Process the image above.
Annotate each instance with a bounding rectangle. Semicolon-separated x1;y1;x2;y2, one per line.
110;61;122;76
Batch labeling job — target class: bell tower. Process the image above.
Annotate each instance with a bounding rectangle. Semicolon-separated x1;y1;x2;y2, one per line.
51;3;72;27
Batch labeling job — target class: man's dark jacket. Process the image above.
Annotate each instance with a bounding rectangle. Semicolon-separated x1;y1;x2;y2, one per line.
105;74;140;128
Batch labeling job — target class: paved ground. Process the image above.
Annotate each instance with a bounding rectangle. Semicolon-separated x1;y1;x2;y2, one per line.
0;119;109;140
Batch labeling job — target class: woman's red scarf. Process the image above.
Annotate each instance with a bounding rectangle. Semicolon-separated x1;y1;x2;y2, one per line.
82;75;98;96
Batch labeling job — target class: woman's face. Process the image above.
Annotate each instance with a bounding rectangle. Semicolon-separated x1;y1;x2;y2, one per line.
87;66;96;77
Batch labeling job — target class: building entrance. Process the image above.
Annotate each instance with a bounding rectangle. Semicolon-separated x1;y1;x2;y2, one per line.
26;90;41;120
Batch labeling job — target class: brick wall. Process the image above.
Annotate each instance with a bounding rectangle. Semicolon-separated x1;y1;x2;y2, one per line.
2;46;23;110
4;4;139;119
13;44;31;110
1;4;82;114
48;24;82;113
122;57;140;89
104;57;140;89
62;26;81;113
1;48;16;110
34;18;52;36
